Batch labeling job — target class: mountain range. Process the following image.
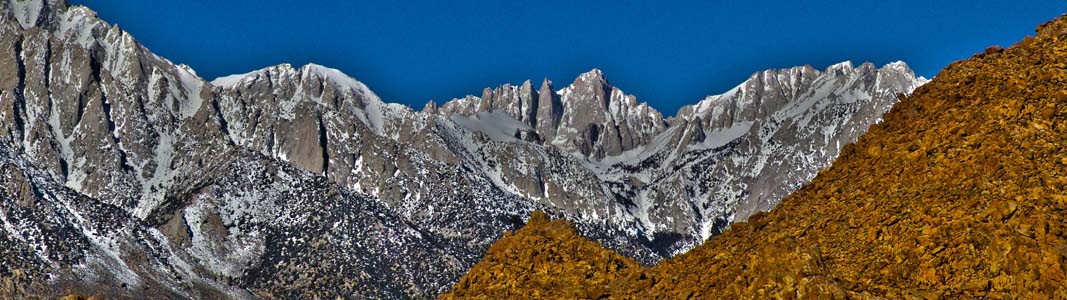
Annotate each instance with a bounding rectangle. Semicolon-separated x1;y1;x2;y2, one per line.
444;12;1067;300
0;0;926;298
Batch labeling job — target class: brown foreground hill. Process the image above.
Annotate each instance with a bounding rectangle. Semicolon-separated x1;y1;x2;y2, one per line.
443;14;1067;300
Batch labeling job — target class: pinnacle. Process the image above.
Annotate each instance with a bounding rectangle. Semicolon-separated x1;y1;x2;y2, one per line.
539;78;554;90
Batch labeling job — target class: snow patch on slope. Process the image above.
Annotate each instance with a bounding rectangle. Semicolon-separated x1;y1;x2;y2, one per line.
689;121;754;151
11;0;44;29
176;65;204;119
450;111;532;142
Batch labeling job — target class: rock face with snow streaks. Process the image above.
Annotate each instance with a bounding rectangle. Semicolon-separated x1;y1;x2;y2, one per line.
432;62;925;254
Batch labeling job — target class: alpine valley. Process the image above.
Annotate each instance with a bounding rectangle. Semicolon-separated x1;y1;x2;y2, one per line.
0;0;926;299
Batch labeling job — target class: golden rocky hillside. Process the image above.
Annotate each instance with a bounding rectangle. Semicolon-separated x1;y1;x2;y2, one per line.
445;211;642;299
443;14;1067;300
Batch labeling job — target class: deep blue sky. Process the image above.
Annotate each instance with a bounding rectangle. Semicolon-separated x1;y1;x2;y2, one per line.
72;0;1065;115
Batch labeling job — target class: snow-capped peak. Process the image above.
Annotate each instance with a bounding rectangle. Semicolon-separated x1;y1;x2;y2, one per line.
212;63;377;98
826;60;855;74
884;60;910;70
210;71;257;88
300;63;376;95
209;64;295;88
577;68;607;82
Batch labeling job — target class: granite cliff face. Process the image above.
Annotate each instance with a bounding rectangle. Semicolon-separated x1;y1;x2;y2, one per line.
0;0;925;298
444;14;1067;300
